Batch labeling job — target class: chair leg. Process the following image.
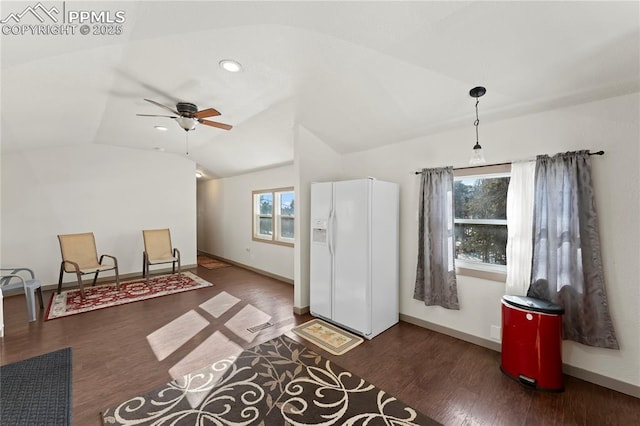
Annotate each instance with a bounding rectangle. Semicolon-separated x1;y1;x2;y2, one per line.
92;271;99;287
57;263;65;294
37;287;44;309
115;265;120;291
76;271;85;299
26;289;36;322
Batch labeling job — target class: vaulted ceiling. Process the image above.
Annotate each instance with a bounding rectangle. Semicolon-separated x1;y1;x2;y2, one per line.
2;1;638;178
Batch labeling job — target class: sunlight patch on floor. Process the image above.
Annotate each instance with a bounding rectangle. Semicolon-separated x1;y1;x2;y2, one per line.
146;310;209;361
199;291;240;318
168;330;243;383
144;290;276;408
224;304;272;343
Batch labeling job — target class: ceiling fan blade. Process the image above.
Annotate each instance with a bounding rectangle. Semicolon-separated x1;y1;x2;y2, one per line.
199;119;232;130
114;69;180;101
194;108;221;119
136;114;178;118
144;98;179;115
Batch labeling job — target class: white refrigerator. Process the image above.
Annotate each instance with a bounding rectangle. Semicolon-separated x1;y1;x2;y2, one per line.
310;178;399;339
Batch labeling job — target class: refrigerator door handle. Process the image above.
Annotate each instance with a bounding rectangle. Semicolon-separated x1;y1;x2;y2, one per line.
328;209;335;256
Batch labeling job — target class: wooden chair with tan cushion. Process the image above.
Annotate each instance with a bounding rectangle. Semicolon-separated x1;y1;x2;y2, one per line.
142;229;181;285
57;232;120;298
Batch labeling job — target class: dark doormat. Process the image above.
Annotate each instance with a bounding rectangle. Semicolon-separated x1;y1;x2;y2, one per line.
0;347;72;425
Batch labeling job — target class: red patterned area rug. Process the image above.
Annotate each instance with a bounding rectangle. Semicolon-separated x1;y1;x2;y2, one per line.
45;272;213;320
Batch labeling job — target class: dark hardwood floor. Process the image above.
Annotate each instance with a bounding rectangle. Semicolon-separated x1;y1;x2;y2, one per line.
1;264;638;425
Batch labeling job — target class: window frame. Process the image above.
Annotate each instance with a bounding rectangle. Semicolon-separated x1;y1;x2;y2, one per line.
453;164;511;282
252;187;295;247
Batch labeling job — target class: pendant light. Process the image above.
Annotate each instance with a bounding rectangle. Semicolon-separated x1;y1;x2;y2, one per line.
469;86;487;165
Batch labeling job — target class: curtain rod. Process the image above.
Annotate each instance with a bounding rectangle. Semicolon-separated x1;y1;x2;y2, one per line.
414;150;605;174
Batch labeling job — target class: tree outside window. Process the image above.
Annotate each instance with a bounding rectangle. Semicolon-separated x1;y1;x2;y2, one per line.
252;187;294;246
454;171;510;270
279;191;295;239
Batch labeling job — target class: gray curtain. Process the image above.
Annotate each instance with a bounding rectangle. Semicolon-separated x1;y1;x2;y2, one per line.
414;167;459;310
528;150;619;349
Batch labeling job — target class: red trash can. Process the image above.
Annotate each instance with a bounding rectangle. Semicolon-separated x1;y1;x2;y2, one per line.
501;295;565;392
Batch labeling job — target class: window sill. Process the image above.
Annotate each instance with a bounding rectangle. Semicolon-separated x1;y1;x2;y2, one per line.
252;237;294;248
456;264;506;283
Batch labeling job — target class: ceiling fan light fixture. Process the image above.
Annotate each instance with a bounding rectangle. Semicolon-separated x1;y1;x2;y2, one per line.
219;59;242;73
175;116;197;131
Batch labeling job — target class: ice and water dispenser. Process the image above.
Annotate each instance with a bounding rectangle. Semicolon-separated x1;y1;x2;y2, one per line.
312;219;328;244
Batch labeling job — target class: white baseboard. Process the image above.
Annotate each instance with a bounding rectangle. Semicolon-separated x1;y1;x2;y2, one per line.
293;306;310;315
400;313;639;398
197;251;293;285
400;313;501;352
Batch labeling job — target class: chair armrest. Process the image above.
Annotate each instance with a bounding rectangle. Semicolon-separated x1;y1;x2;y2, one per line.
173;248;181;260
99;254;118;267
0;267;35;279
0;273;28;292
62;260;81;273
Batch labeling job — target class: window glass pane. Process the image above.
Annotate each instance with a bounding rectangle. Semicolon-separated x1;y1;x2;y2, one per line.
454;223;507;265
258;194;273;215
253;188;293;246
280;191;295;216
258;217;272;236
454;176;510;220
280;217;294;239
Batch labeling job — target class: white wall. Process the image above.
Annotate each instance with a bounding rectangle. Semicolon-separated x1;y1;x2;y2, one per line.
238;92;640;391
337;93;639;388
1;144;197;286
197;164;295;280
293;125;343;310
197;178;225;257
197;123;342;306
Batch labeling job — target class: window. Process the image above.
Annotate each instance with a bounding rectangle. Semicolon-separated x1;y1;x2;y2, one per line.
252;187;295;246
454;165;510;279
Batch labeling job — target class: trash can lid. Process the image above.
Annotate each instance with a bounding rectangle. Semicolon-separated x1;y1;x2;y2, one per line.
502;295;565;315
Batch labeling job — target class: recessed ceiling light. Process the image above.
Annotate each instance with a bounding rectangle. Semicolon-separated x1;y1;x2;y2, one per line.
195;172;203;178
153;147;165;152
219;59;242;73
154;125;168;131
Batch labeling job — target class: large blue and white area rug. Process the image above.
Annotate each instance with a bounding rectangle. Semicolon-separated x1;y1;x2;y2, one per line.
102;335;440;425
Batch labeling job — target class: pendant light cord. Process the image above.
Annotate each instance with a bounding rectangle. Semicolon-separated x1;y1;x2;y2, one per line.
474;98;480;145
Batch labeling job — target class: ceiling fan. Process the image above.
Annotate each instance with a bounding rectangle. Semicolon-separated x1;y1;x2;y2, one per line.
137;98;232;132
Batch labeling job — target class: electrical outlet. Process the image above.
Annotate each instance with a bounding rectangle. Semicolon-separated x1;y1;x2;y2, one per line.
490;325;501;341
